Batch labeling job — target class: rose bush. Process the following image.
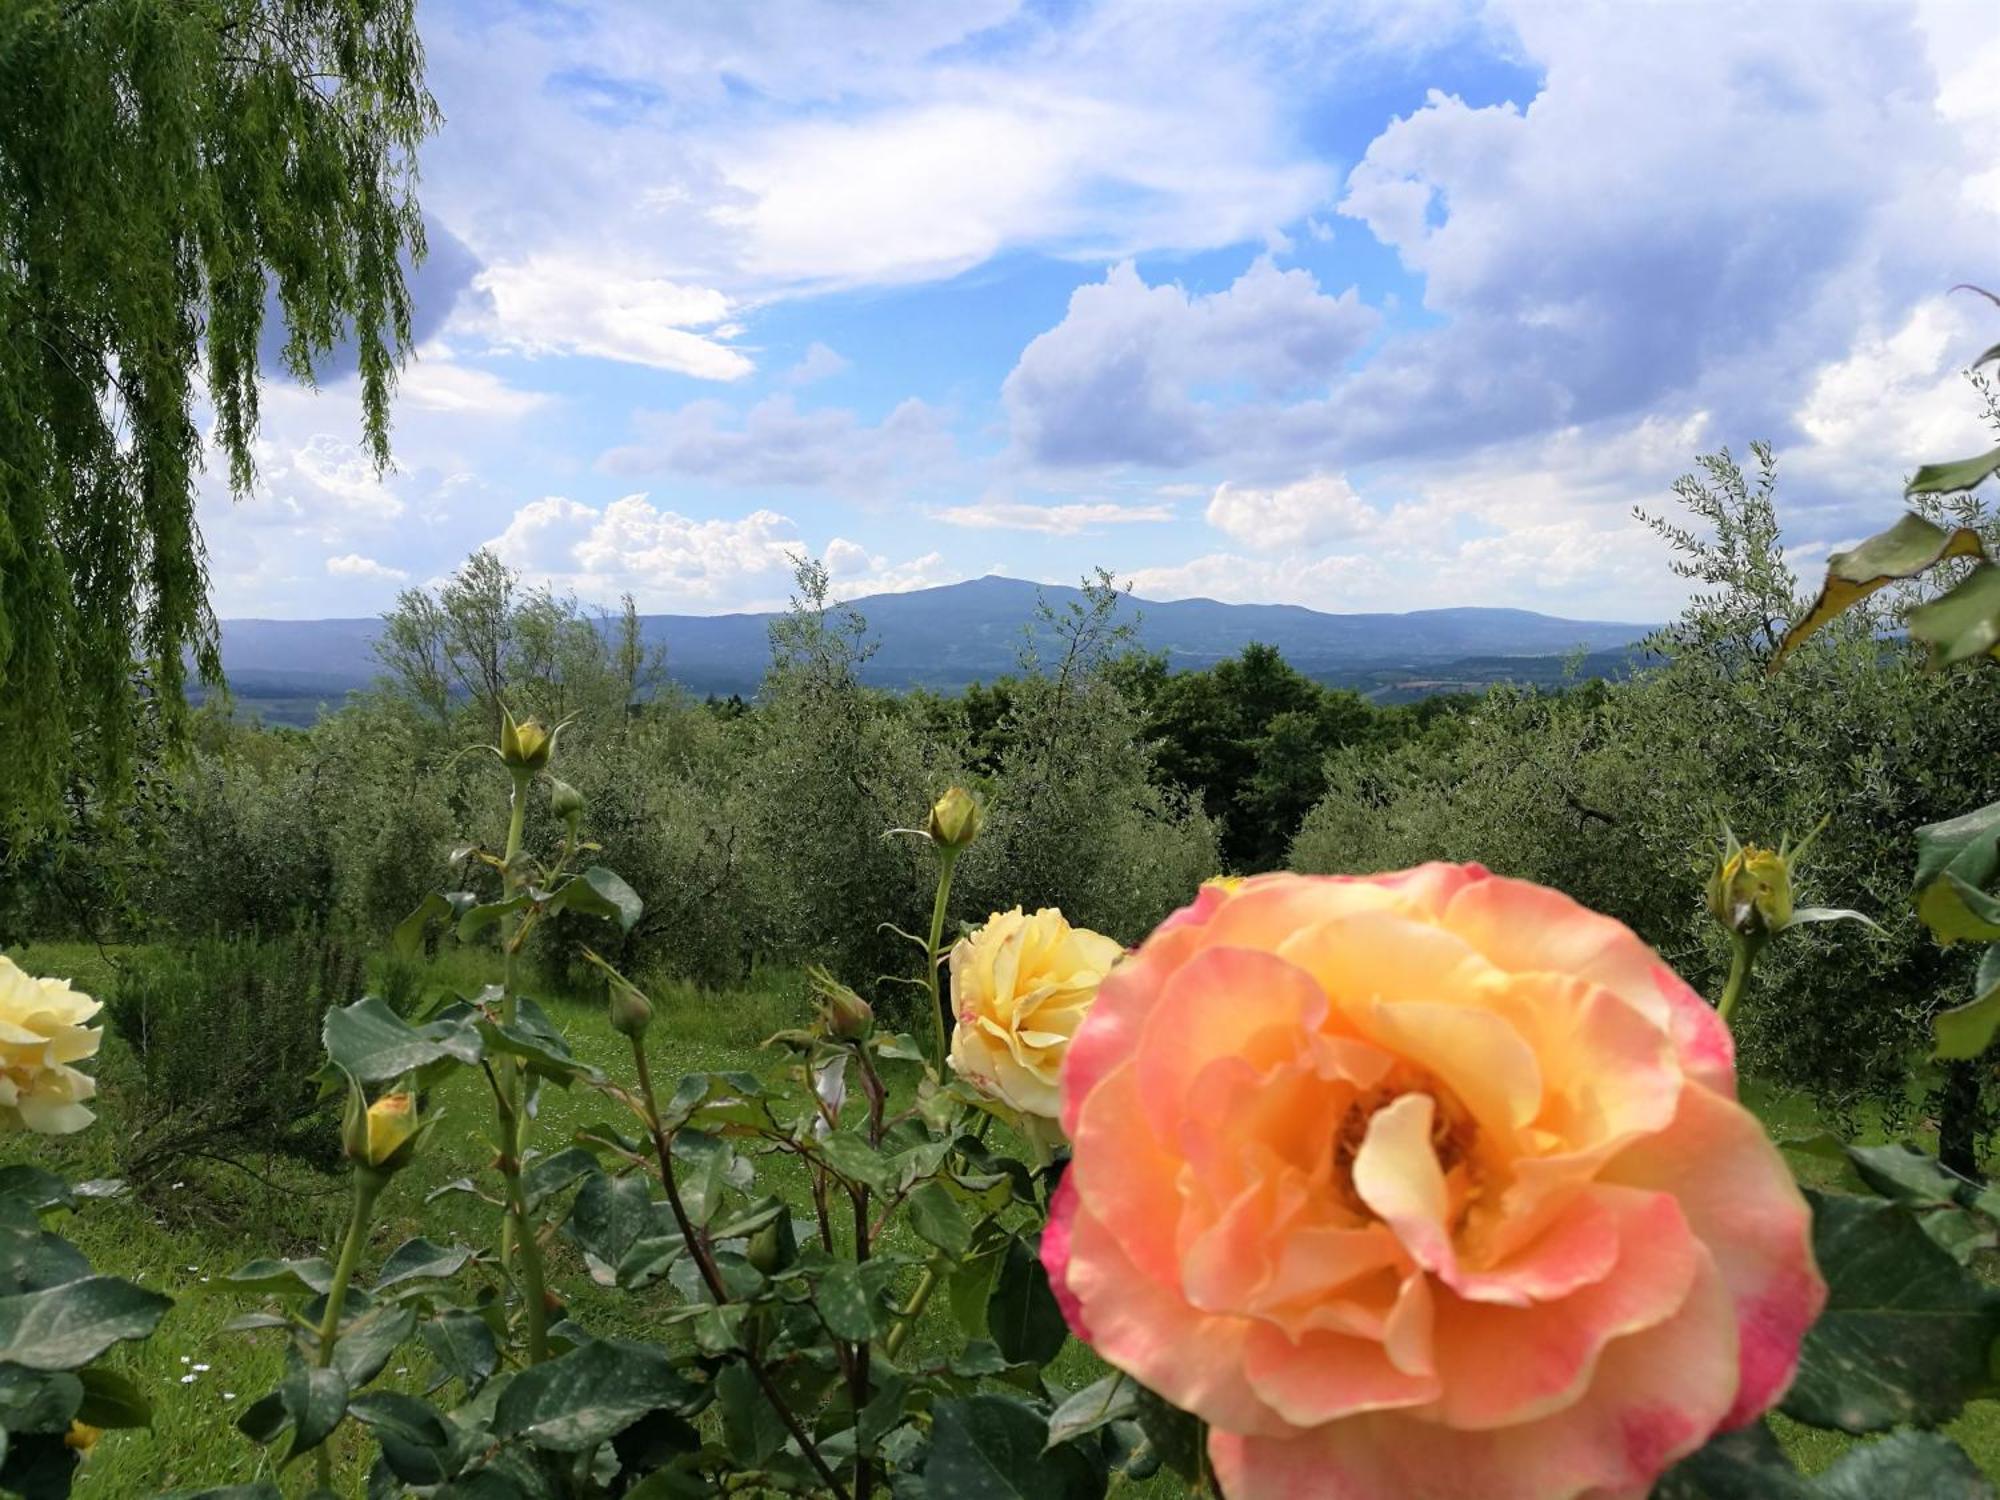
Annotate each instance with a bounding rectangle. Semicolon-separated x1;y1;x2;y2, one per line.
946;905;1122;1137
0;952;103;1133
1046;864;1824;1500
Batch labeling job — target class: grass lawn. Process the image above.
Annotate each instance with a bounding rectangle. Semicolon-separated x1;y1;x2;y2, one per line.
3;939;1997;1494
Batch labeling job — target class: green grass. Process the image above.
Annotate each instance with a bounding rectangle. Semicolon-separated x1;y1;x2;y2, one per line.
5;939;1999;1493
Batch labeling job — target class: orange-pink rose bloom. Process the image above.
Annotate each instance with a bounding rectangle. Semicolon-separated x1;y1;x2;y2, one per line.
1044;866;1823;1500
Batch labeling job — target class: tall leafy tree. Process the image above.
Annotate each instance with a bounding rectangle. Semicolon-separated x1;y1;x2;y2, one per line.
0;1;436;834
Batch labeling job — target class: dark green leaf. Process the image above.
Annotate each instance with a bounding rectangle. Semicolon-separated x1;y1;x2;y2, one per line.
493;1339;700;1452
546;867;643;932
1911;563;2000;668
816;1262;886;1342
456;893;528;942
323;997;481;1082
987;1235;1068;1367
1046;1374;1138;1450
522;1146;599;1213
0;1168;74;1215
1653;1420;1808;1499
1936;945;2000;1061
715;1361;787;1467
374;1239;472;1291
1129;1385;1203;1483
0;1275;172;1370
1908;445;2000;498
279;1360;349;1459
419;1310;498;1397
332;1304;416;1388
906;1180;972;1256
1814;1428;1995;1498
927;1396;1104;1500
0;1365;82;1433
348;1392;452;1485
393;892;477;958
75;1365;151;1429
1785;1190;2000;1431
218;1258;334;1298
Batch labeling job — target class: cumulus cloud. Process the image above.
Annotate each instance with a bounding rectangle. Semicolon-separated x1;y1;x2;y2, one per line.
472;258;751;379
326;553;411;583
598;395;954;491
483;494;955;609
1205;475;1377;551
1004;258;1378;466
784;342;852;386
934;500;1175;534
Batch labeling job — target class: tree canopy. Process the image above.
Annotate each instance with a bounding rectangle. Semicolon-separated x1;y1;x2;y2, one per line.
0;0;435;835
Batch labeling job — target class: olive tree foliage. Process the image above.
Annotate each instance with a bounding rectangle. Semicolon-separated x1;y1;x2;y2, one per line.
0;0;436;836
956;571;1219;943
1294;442;2000;1135
740;558;963;988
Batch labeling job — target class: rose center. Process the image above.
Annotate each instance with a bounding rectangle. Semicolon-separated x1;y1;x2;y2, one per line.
1331;1071;1479;1223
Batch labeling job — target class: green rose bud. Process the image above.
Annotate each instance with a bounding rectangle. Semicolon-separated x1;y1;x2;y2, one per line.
1706;834;1795;940
926;787;983;851
607;978;653;1040
549;778;585;826
499;707;556;773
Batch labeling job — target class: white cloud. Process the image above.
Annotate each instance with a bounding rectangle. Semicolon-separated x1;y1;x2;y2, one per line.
397;349;554;419
1004;258;1378;467
784;342;852;387
326;553;411;583
1205;475;1377;551
482;495;954;610
598;395;954;491
473;258;751;378
934;500;1175;534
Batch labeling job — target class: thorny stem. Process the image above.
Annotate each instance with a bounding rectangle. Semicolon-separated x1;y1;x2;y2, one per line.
313;1170;385;1492
923;848;960;1071
628;1034;851;1500
496;765;550;1362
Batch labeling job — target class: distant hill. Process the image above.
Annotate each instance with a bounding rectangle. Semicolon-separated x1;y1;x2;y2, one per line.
211;575;1656;724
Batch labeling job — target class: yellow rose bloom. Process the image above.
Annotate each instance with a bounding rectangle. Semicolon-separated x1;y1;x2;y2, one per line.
0;956;101;1135
363;1091;420;1170
947;908;1123;1127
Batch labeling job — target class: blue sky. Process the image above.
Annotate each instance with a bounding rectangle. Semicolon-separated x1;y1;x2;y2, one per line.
202;0;2000;622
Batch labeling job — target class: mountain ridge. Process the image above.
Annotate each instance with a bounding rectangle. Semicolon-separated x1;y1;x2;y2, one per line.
214;574;1656;720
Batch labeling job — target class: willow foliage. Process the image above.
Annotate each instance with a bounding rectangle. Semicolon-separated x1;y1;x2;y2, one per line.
0;0;436;834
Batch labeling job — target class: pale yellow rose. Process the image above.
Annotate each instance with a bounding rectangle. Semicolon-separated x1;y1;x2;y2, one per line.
946;908;1122;1126
0;956;102;1135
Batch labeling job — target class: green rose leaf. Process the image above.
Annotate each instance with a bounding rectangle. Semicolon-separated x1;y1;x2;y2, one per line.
347;1391;453;1486
906;1179;973;1256
1773;513;1986;670
456;892;529;943
0;1275;172;1371
1908;445;2000;498
1914;802;2000;946
331;1303;416;1389
1784;1190;2000;1432
1045;1373;1139;1451
392;891;478;958
217;1258;334;1298
323;996;482;1082
987;1234;1068;1367
1935;945;2000;1061
546;866;644;932
1911;563;2000;669
418;1309;499;1397
1654;1420;1809;1499
493;1338;701;1452
373;1238;473;1291
1814;1428;1995;1498
75;1366;152;1429
926;1395;1104;1500
715;1361;788;1468
279;1358;349;1459
816;1261;889;1342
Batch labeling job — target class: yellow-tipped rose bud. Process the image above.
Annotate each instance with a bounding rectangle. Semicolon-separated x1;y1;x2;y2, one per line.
1706;840;1794;939
607;979;653;1040
926;787;983;851
65;1421;100;1452
549;778;585;825
344;1077;423;1175
499;707;555;772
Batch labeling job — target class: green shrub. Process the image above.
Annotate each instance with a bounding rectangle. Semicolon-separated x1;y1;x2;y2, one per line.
105;924;366;1182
